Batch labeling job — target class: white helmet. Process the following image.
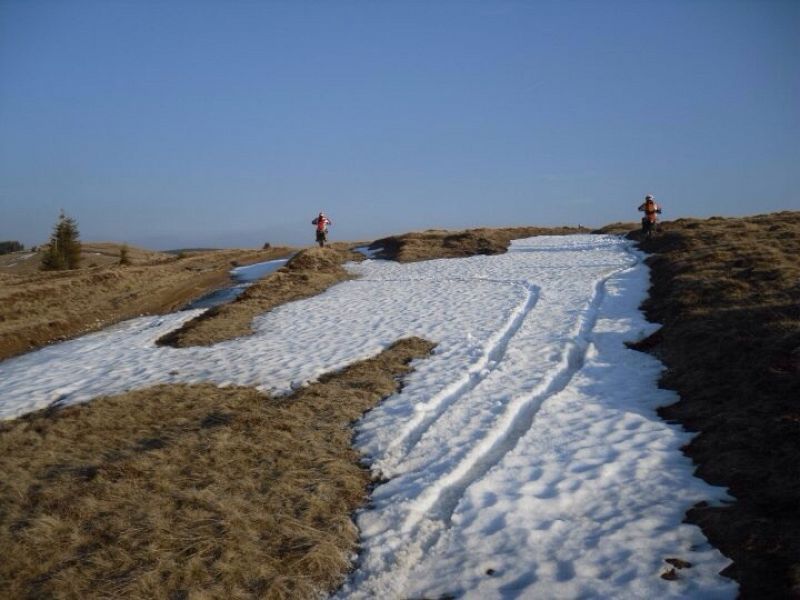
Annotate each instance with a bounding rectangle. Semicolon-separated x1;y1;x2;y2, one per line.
645;194;654;201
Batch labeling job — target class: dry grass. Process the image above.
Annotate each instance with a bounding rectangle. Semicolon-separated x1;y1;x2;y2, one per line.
628;211;800;598
0;337;435;599
0;246;293;361
0;242;170;275
6;216;796;596
158;246;364;348
368;225;589;262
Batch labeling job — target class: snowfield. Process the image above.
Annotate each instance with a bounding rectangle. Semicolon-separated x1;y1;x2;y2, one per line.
0;235;736;598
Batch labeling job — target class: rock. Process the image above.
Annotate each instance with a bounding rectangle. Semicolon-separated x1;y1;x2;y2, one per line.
665;558;692;569
660;568;679;581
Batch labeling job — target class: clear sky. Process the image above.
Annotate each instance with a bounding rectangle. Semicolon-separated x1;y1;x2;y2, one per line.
1;0;798;249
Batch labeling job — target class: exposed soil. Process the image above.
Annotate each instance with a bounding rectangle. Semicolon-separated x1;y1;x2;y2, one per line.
0;245;293;361
0;337;436;599
627;211;800;599
158;245;365;348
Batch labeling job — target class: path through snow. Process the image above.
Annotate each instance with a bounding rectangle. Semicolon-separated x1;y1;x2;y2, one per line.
0;235;736;598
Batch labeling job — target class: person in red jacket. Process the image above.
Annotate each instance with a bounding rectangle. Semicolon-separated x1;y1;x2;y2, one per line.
311;212;332;247
637;195;662;237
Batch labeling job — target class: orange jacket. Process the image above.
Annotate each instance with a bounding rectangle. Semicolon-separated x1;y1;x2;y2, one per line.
312;215;332;231
638;201;660;223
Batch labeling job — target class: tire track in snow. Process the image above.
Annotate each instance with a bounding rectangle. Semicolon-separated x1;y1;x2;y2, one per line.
379;281;540;471
406;270;617;529
339;266;636;599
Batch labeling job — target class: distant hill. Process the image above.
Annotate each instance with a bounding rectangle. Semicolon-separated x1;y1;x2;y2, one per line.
162;248;223;255
0;242;172;275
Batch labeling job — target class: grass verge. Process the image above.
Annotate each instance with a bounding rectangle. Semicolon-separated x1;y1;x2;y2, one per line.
629;211;800;598
0;337;435;599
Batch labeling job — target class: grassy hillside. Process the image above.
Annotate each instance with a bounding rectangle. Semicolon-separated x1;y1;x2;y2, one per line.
0;244;294;361
1;215;797;597
0;242;170;275
630;211;800;598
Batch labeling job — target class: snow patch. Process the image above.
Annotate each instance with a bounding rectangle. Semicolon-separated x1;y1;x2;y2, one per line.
354;245;383;259
0;235;736;598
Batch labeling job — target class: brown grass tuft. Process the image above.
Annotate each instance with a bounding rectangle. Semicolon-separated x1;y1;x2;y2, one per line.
0;337;436;599
368;225;588;262
628;211;800;598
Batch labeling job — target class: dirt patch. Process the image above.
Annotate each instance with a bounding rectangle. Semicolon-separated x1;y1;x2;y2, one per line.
368;225;588;262
158;246;364;348
0;336;436;599
0;246;293;361
629;211;800;598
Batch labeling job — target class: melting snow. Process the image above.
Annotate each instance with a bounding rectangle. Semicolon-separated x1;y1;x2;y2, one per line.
185;257;289;310
0;235;736;598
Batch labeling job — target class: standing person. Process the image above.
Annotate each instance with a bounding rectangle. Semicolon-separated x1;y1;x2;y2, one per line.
637;195;662;238
311;212;332;247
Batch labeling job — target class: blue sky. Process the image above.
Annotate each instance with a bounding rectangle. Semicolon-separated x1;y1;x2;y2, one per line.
1;0;798;249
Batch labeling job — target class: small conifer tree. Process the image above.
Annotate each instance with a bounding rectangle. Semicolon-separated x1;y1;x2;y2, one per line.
41;210;82;270
41;236;65;271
